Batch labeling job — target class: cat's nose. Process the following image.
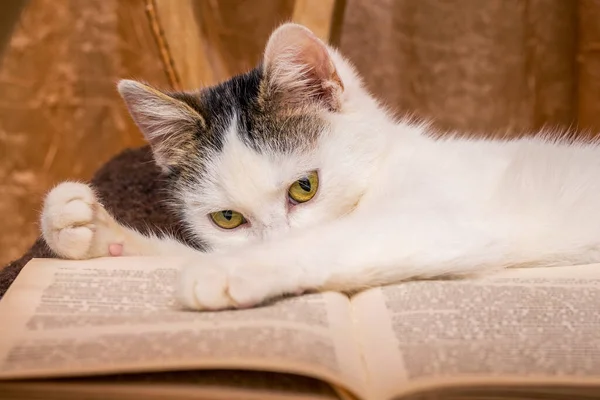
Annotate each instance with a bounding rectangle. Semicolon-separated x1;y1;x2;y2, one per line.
259;221;290;241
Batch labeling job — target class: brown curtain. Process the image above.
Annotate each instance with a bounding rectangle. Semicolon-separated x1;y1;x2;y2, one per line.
0;0;598;265
0;0;169;263
0;0;27;57
340;0;581;135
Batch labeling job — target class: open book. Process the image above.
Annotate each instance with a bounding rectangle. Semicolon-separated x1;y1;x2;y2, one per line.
0;257;599;400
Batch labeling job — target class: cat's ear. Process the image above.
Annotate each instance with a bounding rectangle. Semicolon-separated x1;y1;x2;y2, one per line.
263;23;344;112
117;80;203;172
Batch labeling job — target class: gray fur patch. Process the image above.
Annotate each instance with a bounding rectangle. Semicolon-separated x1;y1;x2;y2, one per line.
171;66;325;163
161;66;327;237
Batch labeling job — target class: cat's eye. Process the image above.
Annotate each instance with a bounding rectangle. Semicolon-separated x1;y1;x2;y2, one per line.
288;171;319;204
210;210;246;229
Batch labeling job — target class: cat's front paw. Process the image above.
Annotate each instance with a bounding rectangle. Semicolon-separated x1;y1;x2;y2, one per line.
177;259;293;311
41;182;119;259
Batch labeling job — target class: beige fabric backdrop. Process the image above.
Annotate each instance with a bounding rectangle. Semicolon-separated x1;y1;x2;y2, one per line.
0;0;598;265
340;0;578;135
0;0;167;263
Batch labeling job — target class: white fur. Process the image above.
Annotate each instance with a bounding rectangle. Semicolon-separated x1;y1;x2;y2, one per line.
42;23;600;311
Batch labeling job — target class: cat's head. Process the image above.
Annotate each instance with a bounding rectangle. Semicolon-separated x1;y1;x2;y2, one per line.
118;23;388;251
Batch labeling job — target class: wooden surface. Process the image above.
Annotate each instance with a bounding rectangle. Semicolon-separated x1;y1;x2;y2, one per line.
149;0;225;90
190;1;295;80
148;0;299;89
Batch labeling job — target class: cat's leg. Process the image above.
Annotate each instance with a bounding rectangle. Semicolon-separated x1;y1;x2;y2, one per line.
177;211;512;311
41;182;199;259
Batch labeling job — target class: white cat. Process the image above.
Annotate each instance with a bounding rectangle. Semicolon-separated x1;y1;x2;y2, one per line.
41;23;600;311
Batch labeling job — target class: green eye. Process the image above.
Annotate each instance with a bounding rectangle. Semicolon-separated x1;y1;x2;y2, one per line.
210;210;245;229
288;171;319;204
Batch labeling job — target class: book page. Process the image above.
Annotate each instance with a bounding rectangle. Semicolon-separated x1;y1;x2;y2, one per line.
0;257;367;399
351;264;600;400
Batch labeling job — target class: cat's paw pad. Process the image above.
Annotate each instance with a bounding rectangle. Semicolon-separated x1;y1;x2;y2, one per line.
177;261;280;311
41;182;103;259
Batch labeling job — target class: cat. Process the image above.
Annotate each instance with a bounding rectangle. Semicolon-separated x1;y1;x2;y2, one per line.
41;23;600;311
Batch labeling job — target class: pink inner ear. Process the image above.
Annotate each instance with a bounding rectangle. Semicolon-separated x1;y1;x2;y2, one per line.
296;38;337;82
265;24;333;80
264;24;344;110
